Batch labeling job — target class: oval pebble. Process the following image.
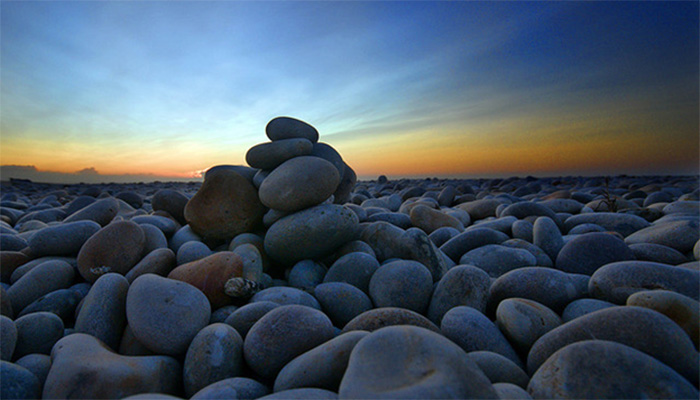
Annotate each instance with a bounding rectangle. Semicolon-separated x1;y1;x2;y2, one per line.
368;259;433;314
526;306;699;385
629;243;688;265
625;219;699;254
528;340;698;399
288;260;327;291
427;264;491;325
314;282;373;328
561;298;616;322
125;248;177;283
0;360;41;400
152;189;189;225
465;351;530;388
496;298;562;353
341;307;440;333
63;197;118;226
338;325;497;399
184;323;244;397
13;311;64;359
243;304;335;379
250;286;321;310
246;138;313;170
323;252;379;294
266;116;319;143
74;273;129;351
627;290;699;348
589;260;700;303
76;220;145;283
7;260;75;314
224;301;279;339
126;274;211;355
488;267;582;314
190;377;270;400
0;315;17;361
460;244;536;278
555;232;635;275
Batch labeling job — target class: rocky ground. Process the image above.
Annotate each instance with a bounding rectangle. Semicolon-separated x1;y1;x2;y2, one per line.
1;117;699;399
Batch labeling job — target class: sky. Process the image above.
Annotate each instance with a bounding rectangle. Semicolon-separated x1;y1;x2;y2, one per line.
1;1;698;183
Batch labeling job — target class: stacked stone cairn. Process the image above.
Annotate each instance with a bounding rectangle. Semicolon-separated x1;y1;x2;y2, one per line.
0;116;699;399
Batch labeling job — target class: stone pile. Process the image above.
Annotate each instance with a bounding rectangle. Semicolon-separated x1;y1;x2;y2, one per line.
0;118;699;399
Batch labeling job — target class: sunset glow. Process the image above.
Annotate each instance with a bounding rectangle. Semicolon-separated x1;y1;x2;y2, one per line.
1;1;698;183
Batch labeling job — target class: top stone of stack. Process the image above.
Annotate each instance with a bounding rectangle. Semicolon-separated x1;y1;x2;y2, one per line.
266;116;319;143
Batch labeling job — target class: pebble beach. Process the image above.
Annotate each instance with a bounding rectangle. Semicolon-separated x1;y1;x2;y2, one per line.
1;117;699;399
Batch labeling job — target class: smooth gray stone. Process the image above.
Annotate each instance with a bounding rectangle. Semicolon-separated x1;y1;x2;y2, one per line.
338;325;498;399
176;240;212;265
589;260;700;303
501;239;553;267
501;202;561;227
625;219;699;254
203;165;258;183
457;198;502;220
567;222;606;234
428;226;461;247
561;298;616;322
260;388;337;400
465;351;529;388
28;221;101;257
250;286;321;310
526;306;699;385
264;204;359;265
125;248;177;283
439;228;508;263
288;260;327;292
629;243;688;265
0;316;16;361
627;290;700;348
190;377;270;400
323;252;379;294
139;223;169;255
7;260;75;315
662;200;700;215
459;244;536;278
366;211;412;229
246;138;313;170
131;215;179;236
126;274;211;356
266;116;319;143
62;196;96;216
209;305;239;324
151;189;189;225
488;267;582;314
496;298;562;353
259;156;340;212
368;260;433;314
0;360;41;400
15;354;51;393
314;282;373;328
533;217;564;263
63;197;118;226
74;273;129;351
643;190;674;207
538;199;584;214
274;331;369;392
341;307;440;334
333;162;356;205
441;306;522;368
0;234;27;252
468;216;517;235
528;340;699;399
13;312;64;359
168;225;202;254
243;305;335;379
564;212;650;237
511;220;534;242
427;264;491;325
15;208;66;225
184;323;244;397
493;383;532;400
311;142;345;178
43;333;181;399
224;301;279;339
555;232;635;275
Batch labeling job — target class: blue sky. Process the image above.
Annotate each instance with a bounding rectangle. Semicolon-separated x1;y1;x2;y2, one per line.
1;1;698;182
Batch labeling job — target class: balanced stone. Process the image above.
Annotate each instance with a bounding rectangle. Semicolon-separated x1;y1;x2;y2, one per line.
311;142;345;177
76;220;145;282
555;232;635;275
184;168;265;241
274;331;369;392
183;323;244;397
264;204;359;265
243;305;335;379
338;325;497;399
126;274;211;355
246;138;313;171
528;340;699;399
266;116;319;143
259;156;340;212
43;333;181;398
